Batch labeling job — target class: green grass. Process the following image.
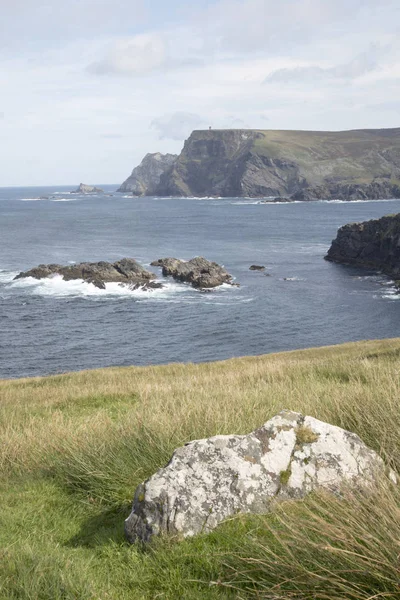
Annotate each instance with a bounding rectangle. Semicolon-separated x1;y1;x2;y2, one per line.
1;339;400;598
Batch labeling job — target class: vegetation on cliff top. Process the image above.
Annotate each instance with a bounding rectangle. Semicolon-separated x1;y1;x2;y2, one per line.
1;338;400;598
153;127;400;198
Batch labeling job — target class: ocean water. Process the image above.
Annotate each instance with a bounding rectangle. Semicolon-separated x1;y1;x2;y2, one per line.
1;185;400;379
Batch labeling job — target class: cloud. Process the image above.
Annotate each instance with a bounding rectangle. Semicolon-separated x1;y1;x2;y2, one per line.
100;133;126;139
0;0;147;48
200;0;376;54
0;112;4;119
87;34;166;76
151;112;206;140
265;46;384;84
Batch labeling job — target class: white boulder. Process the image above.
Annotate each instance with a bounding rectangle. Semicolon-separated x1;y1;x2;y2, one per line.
125;410;393;543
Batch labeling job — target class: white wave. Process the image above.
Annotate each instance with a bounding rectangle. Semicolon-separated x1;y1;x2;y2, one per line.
9;274;221;300
282;277;306;281
380;293;400;300
8;274;239;302
152;196;225;201
49;198;77;202
52;191;72;195
0;270;19;283
319;198;400;204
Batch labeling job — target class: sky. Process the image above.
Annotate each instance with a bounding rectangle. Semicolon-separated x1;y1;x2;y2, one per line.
1;0;400;186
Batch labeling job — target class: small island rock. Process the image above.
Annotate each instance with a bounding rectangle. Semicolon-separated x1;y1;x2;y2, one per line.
72;183;104;194
150;257;234;288
14;258;157;290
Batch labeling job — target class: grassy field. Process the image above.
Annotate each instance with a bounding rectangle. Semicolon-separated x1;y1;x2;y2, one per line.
252;128;400;184
1;338;400;599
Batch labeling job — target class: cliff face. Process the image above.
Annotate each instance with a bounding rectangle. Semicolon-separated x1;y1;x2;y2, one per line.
118;152;178;195
155;128;400;199
325;213;400;279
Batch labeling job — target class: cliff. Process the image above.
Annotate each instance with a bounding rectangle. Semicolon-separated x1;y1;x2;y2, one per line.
325;213;400;280
118;152;178;195
153;128;400;199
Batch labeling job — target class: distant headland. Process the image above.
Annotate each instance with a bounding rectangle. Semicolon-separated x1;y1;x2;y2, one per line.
118;127;400;200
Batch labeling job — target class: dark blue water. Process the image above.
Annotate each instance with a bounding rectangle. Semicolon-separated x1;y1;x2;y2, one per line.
1;185;400;379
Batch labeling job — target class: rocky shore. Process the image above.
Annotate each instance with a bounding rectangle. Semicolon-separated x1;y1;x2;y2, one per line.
325;213;400;283
15;256;236;290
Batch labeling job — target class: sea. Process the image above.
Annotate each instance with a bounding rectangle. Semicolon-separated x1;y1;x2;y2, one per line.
1;184;400;379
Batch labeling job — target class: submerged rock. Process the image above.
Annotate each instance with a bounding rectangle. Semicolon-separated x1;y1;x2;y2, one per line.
125;410;394;543
71;183;104;194
14;258;156;290
150;257;234;288
249;265;265;271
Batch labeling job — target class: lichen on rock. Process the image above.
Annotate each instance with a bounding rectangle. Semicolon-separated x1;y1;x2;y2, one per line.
125;410;394;543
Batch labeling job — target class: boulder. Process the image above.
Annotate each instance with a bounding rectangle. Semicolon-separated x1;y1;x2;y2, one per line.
14;258;157;290
125;410;394;543
150;257;234;288
249;265;265;271
71;183;104;194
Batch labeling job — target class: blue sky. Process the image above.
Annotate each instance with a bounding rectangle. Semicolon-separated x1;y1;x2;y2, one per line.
1;0;399;186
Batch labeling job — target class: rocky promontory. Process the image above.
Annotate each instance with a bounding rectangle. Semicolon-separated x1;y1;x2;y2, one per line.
325;213;400;281
71;183;104;194
120;127;400;199
150;257;234;288
118;152;178;195
15;258;157;290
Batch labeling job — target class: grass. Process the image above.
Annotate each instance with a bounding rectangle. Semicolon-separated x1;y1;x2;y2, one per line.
1;338;400;598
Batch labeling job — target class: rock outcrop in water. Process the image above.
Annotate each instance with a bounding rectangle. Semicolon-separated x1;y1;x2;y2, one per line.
150;257;234;288
135;127;400;199
125;410;394;543
118;153;178;195
14;259;157;290
72;183;104;194
325;213;400;283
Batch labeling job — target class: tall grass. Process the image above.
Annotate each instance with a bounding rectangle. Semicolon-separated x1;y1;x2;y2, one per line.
1;338;400;599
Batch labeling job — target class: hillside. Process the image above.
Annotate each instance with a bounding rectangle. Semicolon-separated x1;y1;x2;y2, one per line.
1;338;400;599
151;127;400;198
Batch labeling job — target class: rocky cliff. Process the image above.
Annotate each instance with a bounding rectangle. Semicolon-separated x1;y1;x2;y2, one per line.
152;128;400;199
325;213;400;280
118;152;178;195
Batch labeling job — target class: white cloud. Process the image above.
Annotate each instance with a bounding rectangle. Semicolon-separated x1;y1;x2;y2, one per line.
1;0;400;184
0;0;147;49
199;0;380;55
265;46;385;84
151;112;206;140
87;34;167;76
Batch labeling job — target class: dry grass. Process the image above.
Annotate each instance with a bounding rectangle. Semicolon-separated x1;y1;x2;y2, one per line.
1;338;400;598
